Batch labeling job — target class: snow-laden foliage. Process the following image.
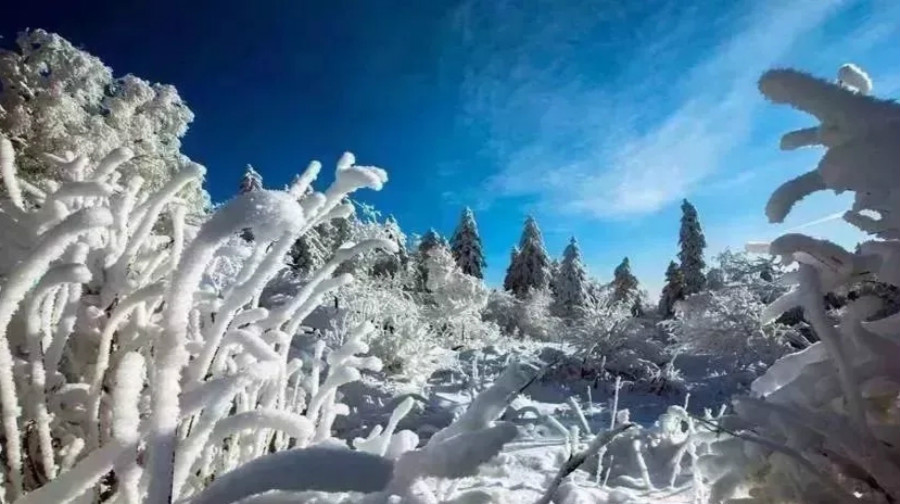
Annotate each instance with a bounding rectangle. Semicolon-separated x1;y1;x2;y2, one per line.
0;137;405;502
678;199;707;296
239;164;263;194
611;257;640;307
484;287;563;341
658;261;685;318
450;207;486;279
711;249;786;304
425;246;489;318
567;297;678;393
697;65;900;503
0;29;209;213
666;287;798;369
552;237;590;319
504;216;552;298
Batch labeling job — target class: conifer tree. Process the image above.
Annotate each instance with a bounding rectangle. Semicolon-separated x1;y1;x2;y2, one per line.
678;199;707;295
552;237;589;318
238;164;263;240
372;215;408;278
611;257;639;305
503;246;519;293
450;207;486;279
239;164;263;193
504;216;551;298
415;229;447;291
659;260;686;318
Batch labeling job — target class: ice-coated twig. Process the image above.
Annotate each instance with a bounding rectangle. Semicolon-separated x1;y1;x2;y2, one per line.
534;423;634;504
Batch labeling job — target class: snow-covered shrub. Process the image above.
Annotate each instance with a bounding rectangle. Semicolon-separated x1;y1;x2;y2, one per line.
0;137;402;502
712;249;787;304
667;287;798;369
570;301;678;393
0;29;209;214
484;287;564;341
699;65;900;503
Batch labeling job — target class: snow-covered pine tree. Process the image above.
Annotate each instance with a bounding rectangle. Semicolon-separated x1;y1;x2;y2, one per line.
505;216;552;298
415;228;447;290
659;260;685;318
289;223;330;276
502;246;519;293
239;164;264;193
238;164;264;240
552;237;589;318
450;207;486;279
677;199;707;295
611;257;639;305
371;215;409;278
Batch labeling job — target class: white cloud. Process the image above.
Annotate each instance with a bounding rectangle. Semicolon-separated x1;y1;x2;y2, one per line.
454;0;846;218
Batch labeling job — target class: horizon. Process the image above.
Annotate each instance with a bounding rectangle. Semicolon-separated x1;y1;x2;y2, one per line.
2;0;898;296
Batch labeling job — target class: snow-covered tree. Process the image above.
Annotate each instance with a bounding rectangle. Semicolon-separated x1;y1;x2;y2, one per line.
450;207;486;279
677;199;706;295
414;228;447;290
504;216;551;298
658;261;685;318
552;237;589;318
425;246;488;317
239;164;263;193
371;215;409;278
0;29;209;212
502;246;519;293
417;228;446;256
611;257;639;306
289;223;331;276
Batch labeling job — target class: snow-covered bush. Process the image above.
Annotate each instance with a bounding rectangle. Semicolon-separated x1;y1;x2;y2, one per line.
0;136;406;502
666;287;798;369
484;287;564;341
567;298;678;393
712;249;787;304
698;65;900;503
0;29;209;214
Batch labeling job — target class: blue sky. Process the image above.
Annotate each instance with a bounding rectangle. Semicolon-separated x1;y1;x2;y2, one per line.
3;0;899;294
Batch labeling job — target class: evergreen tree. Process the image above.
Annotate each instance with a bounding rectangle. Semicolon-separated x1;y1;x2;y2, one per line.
239;164;263;193
450;207;486;279
289;224;329;276
504;216;551;298
503;247;519;293
415;229;447;290
611;257;639;305
659;260;686;318
238;164;264;240
678;199;707;295
372;215;408;278
552;237;589;318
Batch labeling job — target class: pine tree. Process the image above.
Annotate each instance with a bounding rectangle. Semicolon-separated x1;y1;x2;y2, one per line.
611;257;639;305
504;216;551;298
552;237;589;318
678;199;707;295
415;229;447;291
239;164;263;193
450;207;486;279
372;215;408;278
659;260;686;318
503;247;519;293
238;164;264;241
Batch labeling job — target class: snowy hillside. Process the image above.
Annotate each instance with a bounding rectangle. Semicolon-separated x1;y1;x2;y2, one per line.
0;29;899;504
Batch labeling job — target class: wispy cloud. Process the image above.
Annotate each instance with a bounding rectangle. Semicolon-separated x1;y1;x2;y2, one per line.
451;0;844;219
